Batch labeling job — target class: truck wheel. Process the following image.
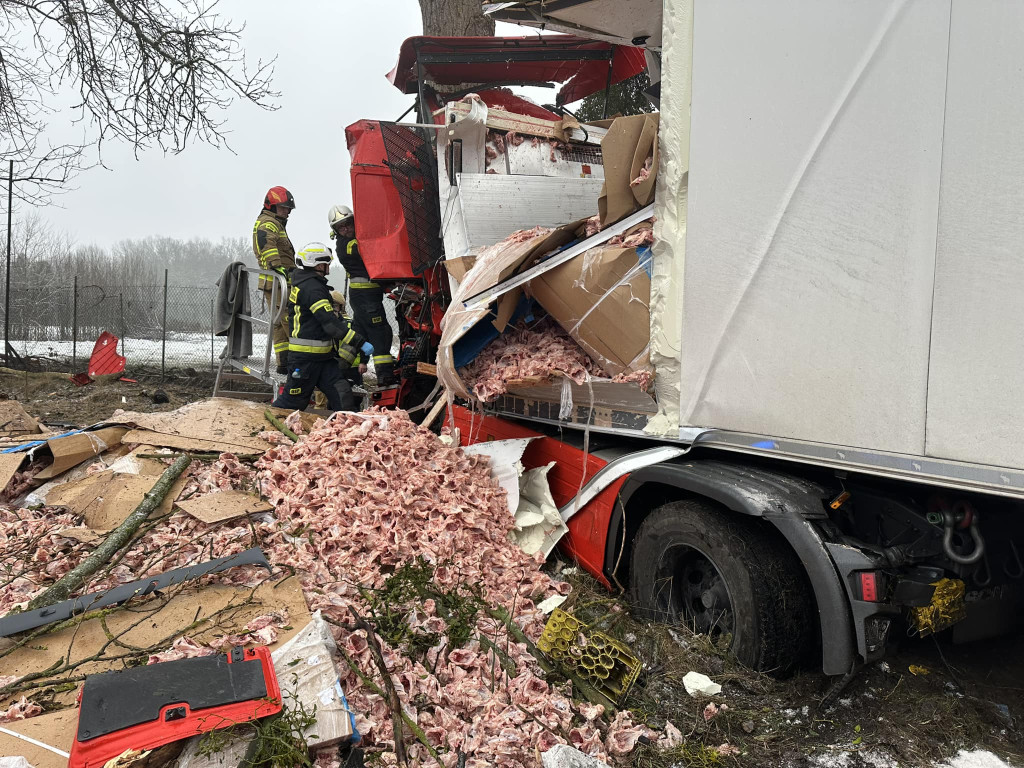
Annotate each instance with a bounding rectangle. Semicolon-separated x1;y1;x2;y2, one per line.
628;500;814;674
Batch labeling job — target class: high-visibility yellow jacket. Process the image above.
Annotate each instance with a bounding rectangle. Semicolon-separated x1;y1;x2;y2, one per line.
252;210;295;290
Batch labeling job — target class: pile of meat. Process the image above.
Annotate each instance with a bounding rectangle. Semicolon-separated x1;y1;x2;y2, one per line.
463;320;654;402
0;412;671;767
581;215;655;248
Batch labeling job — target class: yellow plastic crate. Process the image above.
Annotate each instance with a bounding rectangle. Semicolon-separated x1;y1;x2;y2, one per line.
539;608;642;703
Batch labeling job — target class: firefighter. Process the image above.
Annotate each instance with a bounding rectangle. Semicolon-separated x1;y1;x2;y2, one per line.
327;204;396;386
252;186;297;373
312;290;364;410
271;242;373;412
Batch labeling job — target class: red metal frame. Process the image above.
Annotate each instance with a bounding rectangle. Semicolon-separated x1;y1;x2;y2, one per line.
69;646;281;768
449;405;619;588
387;35;647;106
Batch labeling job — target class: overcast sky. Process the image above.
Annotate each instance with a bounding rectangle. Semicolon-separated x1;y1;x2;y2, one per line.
24;1;537;250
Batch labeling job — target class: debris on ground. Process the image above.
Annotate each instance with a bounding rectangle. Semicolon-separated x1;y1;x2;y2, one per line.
0;396;1020;768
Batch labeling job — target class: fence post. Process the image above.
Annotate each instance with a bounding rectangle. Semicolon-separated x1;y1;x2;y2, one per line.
72;275;78;371
119;293;125;359
209;298;215;375
161;269;168;381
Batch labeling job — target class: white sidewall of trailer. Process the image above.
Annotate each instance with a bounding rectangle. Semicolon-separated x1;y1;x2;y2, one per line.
647;0;693;437
926;2;1024;469
676;0;952;455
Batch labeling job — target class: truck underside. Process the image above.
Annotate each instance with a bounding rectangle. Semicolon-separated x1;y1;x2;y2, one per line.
449;405;1024;676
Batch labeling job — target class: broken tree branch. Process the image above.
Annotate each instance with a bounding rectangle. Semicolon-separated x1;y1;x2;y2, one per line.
25;454;192;610
351;607;408;767
264;410;299;442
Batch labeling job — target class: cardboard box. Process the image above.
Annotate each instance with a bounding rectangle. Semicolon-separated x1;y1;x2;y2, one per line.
598;113;659;227
528;246;651;377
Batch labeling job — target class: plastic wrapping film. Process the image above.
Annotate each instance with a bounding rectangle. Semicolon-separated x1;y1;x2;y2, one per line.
645;0;692;437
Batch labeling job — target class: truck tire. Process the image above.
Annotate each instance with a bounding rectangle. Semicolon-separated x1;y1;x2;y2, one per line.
628;500;815;674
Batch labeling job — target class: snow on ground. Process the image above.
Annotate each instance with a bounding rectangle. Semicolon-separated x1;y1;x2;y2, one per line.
939;751;1018;768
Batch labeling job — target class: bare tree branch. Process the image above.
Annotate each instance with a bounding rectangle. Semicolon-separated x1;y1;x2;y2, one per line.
0;0;278;203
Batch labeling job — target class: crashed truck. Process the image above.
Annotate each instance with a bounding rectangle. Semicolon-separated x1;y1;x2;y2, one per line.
343;2;1024;678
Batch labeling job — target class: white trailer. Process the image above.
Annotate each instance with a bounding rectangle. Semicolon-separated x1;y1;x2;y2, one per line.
464;0;1024;676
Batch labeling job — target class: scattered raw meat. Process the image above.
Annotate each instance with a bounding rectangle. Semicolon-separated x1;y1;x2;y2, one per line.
485;144;498;162
463;320;592;402
629;154;654;187
258;429;292;445
582;215;602;238
1;459;46;503
463;320;655;402
489;131;506;155
606;219;655;248
0;696;42;723
0;407;665;766
0;506;92;615
283;410;310;435
549;140;562;163
505;130;525;147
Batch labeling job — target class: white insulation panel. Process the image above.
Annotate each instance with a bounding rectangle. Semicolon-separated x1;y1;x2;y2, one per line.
456;174;603;249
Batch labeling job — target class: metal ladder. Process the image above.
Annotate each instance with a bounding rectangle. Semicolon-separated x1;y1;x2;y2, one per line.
212;266;288;400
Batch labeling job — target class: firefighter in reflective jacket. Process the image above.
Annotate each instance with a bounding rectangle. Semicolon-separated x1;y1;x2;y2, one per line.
271;243;373;412
327;204;396;386
252;186;296;373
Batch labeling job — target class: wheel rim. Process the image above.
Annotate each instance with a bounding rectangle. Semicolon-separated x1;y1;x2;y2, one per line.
654;545;735;637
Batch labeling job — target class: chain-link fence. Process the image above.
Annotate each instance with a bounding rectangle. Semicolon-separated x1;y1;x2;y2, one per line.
0;275;259;379
0;272;402;381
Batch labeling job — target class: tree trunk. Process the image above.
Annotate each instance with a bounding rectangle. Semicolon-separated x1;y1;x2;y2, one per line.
419;0;495;36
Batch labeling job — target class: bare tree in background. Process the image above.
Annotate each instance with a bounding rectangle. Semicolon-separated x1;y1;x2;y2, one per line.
419;0;494;36
0;0;278;203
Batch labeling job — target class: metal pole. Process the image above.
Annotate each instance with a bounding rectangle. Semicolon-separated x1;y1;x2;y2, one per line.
72;275;78;370
210;298;215;375
602;59;613;119
119;293;125;359
161;269;168;381
4;160;12;364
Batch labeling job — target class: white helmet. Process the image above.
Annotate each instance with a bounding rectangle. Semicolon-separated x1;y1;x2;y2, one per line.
296;242;334;269
328;204;354;229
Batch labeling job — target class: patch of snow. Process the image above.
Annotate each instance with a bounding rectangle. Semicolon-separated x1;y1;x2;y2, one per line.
938;750;1017;768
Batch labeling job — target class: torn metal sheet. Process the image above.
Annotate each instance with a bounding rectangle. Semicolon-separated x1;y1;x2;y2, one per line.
461;203;655;312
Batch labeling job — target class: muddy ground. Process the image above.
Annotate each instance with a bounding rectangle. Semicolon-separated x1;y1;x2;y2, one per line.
4;369;1021;767
0;367;263;426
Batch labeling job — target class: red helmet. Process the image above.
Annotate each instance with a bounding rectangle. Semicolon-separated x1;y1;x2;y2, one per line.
263;186;295;210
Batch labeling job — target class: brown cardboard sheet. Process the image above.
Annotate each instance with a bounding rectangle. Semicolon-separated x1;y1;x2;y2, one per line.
529;245;651;377
0;709;76;768
46;467;189;532
176;490;273;525
0;579;310;712
598;113;659;227
0;454;25;494
111;398;286;453
34;427;128;480
0;401;41;436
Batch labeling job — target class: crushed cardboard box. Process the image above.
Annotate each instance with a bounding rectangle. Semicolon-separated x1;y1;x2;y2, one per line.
34;427;128;480
0;454;25;495
598;113;659;227
528;245;651;377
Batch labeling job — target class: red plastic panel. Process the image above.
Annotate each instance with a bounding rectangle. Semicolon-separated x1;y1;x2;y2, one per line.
451;406;617;587
69;646;281;768
345;120;416;281
88;332;126;377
